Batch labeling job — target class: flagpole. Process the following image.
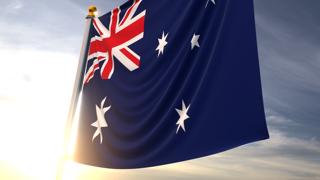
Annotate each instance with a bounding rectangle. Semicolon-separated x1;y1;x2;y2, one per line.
56;6;97;180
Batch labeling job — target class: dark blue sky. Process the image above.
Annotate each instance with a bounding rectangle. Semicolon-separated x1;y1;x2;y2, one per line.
0;0;319;179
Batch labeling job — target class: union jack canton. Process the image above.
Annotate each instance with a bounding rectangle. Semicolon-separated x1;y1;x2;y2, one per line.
84;0;145;83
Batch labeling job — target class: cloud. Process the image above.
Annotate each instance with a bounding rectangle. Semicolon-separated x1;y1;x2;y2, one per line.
254;0;320;141
4;0;23;14
0;0;85;53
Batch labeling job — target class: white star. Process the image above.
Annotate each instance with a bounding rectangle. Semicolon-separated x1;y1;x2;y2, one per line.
206;0;215;8
191;34;200;50
175;100;191;134
91;97;111;144
156;31;168;57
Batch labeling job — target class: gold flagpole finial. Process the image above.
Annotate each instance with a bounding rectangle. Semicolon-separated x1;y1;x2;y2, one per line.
87;5;98;18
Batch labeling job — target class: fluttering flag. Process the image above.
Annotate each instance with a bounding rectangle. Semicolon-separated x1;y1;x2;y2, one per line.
74;0;269;169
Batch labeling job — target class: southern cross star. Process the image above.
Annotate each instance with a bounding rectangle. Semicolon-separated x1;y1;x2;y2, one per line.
206;0;216;8
191;34;200;50
175;100;191;134
91;97;111;144
156;31;168;57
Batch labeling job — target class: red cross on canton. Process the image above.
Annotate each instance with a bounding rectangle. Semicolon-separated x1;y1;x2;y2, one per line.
84;0;146;84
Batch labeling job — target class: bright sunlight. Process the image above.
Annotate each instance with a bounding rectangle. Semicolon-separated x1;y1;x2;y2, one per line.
0;49;77;180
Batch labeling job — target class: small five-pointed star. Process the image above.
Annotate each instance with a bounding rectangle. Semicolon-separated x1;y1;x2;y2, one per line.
175;100;191;134
156;31;168;57
191;34;200;50
91;97;111;144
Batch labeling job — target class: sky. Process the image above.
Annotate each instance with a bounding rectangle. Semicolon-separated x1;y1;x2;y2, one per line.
0;0;319;179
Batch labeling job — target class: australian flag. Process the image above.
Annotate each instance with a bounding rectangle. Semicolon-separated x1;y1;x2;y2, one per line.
74;0;269;169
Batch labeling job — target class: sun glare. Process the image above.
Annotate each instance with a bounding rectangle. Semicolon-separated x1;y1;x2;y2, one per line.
0;49;78;180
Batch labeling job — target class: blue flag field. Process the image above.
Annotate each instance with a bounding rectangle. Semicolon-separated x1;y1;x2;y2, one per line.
74;0;269;169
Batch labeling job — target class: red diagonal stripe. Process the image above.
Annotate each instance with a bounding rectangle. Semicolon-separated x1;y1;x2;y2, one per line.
119;0;141;26
93;19;103;36
120;48;140;66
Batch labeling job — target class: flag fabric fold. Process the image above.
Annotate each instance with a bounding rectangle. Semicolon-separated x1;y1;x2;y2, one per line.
74;0;269;169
